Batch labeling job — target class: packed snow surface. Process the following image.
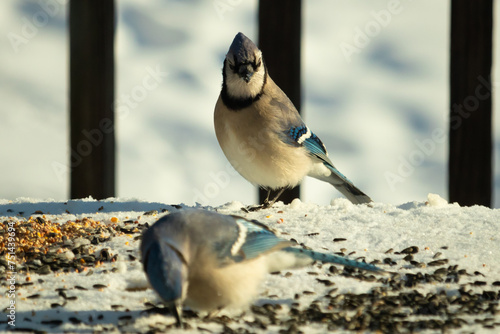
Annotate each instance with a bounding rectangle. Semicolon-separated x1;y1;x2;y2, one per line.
1;194;499;333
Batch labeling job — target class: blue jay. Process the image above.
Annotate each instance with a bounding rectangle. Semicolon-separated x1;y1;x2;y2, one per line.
214;33;372;209
141;210;384;326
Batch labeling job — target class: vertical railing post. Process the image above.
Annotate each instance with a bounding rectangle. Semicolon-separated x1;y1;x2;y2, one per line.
449;1;493;207
258;0;302;205
69;1;115;199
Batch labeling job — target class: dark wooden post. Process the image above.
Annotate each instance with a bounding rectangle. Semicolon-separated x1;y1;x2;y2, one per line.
449;1;493;207
69;1;115;199
258;0;302;205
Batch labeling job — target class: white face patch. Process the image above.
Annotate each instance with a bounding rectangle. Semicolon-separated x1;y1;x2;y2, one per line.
231;221;248;256
224;51;266;100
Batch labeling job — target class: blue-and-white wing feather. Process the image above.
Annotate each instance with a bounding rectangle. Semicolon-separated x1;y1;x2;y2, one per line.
229;218;293;262
286;126;372;204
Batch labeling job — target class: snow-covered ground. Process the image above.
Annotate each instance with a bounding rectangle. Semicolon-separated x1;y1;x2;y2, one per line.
1;195;499;333
1;2;500;331
1;1;499;207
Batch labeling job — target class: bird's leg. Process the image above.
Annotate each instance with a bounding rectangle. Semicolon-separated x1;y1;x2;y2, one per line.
263;188;286;208
246;204;264;212
245;188;285;212
173;303;183;328
243;189;270;212
263;189;272;203
205;307;223;319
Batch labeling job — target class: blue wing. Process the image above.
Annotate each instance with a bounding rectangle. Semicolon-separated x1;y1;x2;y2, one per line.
287;126;351;179
286;126;371;204
287;126;329;163
215;217;292;264
236;218;292;260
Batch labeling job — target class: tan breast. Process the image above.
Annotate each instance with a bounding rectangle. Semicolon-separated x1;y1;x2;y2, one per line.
214;95;311;189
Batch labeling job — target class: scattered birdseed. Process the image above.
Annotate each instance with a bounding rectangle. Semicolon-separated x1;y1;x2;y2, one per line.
383;258;397;266
50;303;65;308
428;259;449;267
410;261;426;268
316;278;335;286
472;281;487;286
433;252;443;259
399;246;419;254
2;215;498;333
333;238;347;242
403;254;414;262
41;319;63;326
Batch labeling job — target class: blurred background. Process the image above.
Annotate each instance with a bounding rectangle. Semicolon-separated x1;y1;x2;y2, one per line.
0;0;499;207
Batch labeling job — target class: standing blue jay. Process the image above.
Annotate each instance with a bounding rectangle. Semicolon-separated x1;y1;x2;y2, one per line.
214;33;372;209
141;210;384;326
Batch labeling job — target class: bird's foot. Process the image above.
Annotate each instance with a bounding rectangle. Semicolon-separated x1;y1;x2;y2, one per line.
173;304;183;328
241;205;261;212
248;204;265;212
204;306;225;321
242;201;273;212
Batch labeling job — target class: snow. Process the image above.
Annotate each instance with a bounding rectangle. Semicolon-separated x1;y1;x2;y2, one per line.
1;1;499;207
1;1;500;331
1;195;499;333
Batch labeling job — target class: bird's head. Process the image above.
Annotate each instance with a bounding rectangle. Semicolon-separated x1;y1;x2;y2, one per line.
223;32;266;101
141;219;189;326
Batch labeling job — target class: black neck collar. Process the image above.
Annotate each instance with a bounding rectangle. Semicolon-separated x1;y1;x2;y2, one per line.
221;59;267;111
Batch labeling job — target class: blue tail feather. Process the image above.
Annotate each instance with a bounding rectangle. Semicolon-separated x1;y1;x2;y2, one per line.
283;247;384;273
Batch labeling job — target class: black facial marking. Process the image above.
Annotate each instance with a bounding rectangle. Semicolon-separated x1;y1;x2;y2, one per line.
252;60;261;71
221;58;267;111
231;60;258;77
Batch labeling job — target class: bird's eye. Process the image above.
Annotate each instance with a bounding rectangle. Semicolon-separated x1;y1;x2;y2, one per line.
228;63;235;71
253;59;261;70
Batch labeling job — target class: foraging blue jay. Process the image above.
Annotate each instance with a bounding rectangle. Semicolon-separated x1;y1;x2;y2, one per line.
214;33;372;209
141;210;384;326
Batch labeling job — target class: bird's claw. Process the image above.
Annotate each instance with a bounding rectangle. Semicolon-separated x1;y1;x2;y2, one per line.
242;201;273;212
